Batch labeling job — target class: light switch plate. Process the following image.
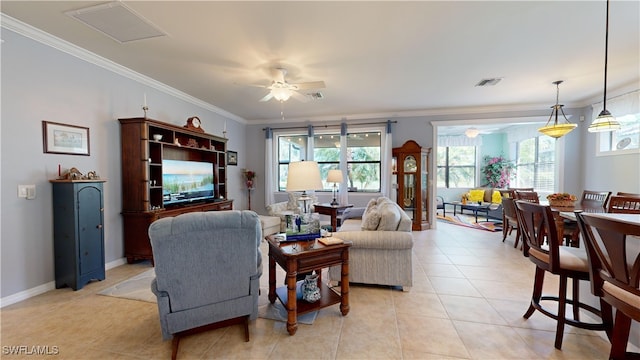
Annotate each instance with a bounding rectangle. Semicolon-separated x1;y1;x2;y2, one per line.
18;185;36;199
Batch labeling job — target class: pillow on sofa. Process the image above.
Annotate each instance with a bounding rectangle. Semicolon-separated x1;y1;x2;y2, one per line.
468;189;485;202
377;201;402;230
361;199;381;230
491;190;502;204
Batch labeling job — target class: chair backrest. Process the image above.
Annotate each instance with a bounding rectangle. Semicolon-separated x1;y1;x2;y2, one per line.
499;189;515;198
617;191;640;198
575;212;640;313
515;200;561;271
580;190;611;210
607;195;640;214
514;190;539;203
511;187;534;192
149;210;262;312
501;197;518;222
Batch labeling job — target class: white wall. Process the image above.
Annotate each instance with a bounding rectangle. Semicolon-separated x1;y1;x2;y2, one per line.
0;27;245;302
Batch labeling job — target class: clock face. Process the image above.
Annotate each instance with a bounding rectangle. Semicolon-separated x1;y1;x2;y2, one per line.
404;155;417;172
192;117;200;128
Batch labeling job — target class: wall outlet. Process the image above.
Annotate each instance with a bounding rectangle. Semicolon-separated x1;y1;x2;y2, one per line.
18;185;36;200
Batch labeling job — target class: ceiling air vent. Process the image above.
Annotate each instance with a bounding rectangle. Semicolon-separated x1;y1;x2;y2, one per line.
475;78;503;87
308;92;324;100
65;2;167;43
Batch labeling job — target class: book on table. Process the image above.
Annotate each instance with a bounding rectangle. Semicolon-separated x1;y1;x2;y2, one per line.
318;237;344;246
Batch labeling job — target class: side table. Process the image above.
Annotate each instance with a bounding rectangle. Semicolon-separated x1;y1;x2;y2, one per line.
266;235;351;335
313;203;354;231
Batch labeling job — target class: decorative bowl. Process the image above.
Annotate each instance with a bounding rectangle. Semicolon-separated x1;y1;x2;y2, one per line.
153;134;163;141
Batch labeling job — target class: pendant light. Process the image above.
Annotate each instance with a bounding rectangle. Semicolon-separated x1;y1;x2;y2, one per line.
538;81;577;138
588;0;621;133
465;128;480;138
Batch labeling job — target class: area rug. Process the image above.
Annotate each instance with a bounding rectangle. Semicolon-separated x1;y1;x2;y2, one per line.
98;268;156;303
98;268;316;324
437;214;502;232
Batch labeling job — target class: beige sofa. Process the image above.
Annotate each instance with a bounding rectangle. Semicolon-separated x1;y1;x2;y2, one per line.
328;197;413;291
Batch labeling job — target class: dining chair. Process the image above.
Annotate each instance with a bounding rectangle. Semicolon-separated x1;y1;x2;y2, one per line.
575;212;639;360
607;195;640;214
501;197;520;248
499;189;515;199
514;190;539;203
562;190;612;247
580;190;612;210
617;191;640;197
514;201;608;350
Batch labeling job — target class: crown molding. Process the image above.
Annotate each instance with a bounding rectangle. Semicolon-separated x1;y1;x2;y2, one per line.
1;13;246;123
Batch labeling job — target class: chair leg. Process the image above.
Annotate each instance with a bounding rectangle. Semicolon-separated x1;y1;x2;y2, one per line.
524;267;545;319
171;336;181;360
599;299;614;341
502;220;509;242
571;278;580;321
243;316;250;342
610;310;632;360
513;227;520;249
554;275;568;350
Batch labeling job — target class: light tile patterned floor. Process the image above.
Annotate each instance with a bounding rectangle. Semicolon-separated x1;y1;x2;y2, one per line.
1;221;627;359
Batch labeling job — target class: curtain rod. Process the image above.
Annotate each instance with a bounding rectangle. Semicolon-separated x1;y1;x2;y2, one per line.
262;120;397;131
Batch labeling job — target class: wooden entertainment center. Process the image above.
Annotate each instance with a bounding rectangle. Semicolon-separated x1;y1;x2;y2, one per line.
119;117;232;263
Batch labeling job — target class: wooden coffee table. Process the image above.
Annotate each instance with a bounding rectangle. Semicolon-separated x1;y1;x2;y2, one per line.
266;235;351;335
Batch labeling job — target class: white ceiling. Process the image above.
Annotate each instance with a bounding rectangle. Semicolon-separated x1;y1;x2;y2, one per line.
2;1;639;127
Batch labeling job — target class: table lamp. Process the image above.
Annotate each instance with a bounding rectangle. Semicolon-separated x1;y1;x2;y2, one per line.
286;160;323;213
326;169;343;206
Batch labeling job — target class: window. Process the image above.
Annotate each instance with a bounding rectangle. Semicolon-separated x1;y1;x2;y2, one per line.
515;136;555;191
275;129;382;192
436;146;476;188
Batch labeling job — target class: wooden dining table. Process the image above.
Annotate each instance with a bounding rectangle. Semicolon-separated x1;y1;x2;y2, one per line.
545;202;606;246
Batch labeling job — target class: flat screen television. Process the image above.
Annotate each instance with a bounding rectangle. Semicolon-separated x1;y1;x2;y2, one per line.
162;159;215;206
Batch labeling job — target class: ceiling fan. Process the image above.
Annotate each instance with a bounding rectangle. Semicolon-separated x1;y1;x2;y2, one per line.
257;68;325;103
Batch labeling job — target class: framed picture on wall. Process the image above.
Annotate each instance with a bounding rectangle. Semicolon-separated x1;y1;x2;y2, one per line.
42;121;90;156
227;150;238;166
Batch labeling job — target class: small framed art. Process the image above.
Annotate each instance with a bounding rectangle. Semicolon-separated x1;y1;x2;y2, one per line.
227;150;238;166
42;121;90;156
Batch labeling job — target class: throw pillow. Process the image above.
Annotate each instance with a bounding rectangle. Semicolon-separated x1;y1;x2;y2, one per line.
377;201;402;230
491;190;502;204
361;209;381;230
468;189;485;203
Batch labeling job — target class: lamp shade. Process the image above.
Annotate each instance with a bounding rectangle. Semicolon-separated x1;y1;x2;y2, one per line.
327;169;343;183
286;161;323;192
588;110;621;132
271;87;292;102
538;123;577;138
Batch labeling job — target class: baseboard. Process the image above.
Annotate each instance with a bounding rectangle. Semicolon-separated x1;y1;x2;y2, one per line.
0;257;128;308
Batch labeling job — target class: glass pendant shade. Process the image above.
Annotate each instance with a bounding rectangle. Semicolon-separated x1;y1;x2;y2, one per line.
588;109;620;132
538;81;577;138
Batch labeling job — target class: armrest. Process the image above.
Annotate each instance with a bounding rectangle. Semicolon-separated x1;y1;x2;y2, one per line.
334;230;413;250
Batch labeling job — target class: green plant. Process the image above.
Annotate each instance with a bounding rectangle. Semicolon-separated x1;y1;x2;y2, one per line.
481;155;515;188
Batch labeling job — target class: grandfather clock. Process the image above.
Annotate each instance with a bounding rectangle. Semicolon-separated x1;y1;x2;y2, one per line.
393;140;431;230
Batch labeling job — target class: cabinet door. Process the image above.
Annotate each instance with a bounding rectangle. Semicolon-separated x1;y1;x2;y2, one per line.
78;185;104;276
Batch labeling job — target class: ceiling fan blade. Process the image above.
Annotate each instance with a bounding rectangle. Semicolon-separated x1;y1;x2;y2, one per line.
290;91;309;103
291;81;325;90
259;92;274;102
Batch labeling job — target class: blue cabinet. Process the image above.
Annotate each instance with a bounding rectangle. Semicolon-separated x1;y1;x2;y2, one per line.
51;180;106;290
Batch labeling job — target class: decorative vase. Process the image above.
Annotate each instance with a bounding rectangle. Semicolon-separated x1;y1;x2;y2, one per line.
301;273;321;303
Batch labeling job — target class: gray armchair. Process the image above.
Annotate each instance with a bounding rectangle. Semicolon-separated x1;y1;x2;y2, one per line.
149;210;262;359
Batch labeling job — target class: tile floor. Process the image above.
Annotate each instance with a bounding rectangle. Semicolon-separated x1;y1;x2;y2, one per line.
1;221;631;359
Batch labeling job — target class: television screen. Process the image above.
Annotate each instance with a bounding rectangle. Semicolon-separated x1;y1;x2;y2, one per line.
162;159;215;206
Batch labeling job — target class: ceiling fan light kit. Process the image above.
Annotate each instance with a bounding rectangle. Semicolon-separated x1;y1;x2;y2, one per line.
538;80;577;139
588;0;621;133
257;67;325;104
465;128;480;138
